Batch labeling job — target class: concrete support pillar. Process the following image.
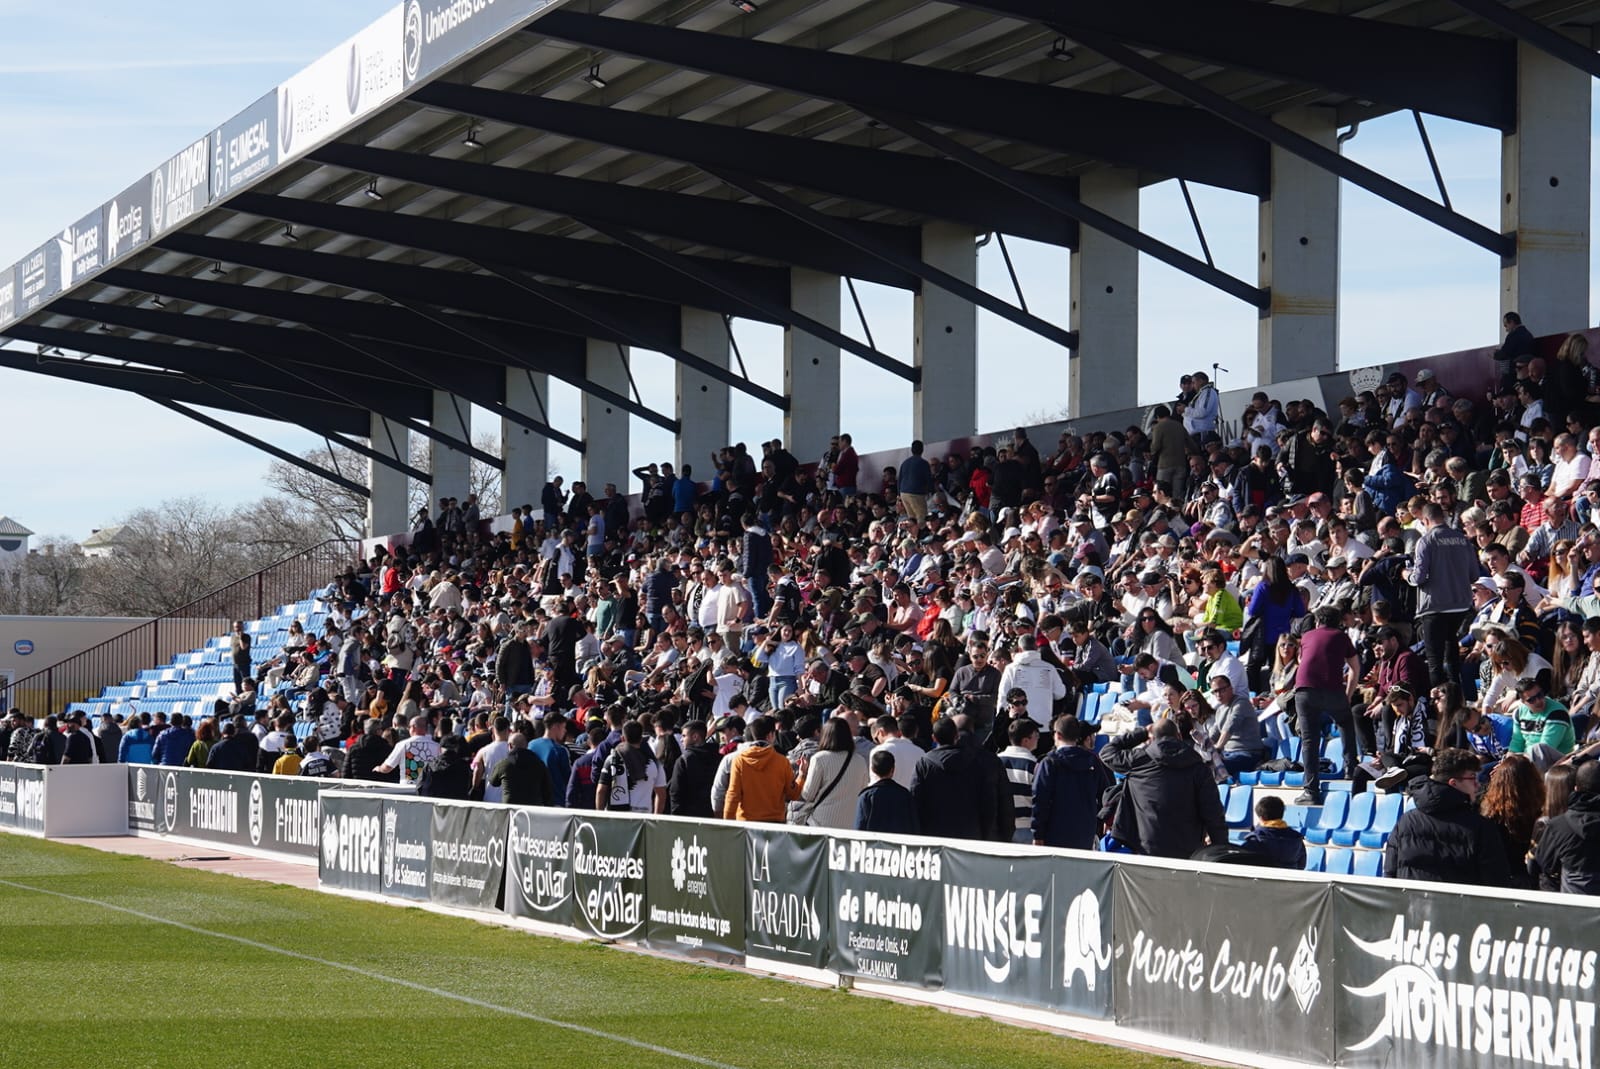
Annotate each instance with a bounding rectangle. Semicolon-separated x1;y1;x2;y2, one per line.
429;390;471;506
676;308;731;477
582;338;631;493
1258;107;1340;385
914;222;978;442
784;268;841;462
1069;169;1140;419
366;412;409;539
1501;41;1591;332
503;367;549;513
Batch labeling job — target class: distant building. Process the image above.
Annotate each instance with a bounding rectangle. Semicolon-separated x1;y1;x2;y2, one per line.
79;525;130;559
0;517;32;564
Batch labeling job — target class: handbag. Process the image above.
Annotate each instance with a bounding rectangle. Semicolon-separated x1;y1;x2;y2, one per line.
790;751;856;826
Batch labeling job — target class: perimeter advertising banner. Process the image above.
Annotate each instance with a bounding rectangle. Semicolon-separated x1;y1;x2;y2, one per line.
745;827;830;968
319;791;383;895
150;135;211;238
401;0;556;89
644;820;745;959
503;807;573;928
103;175;152;264
59;207;104;288
1114;865;1335;1064
278;4;404;161
428;802;507;913
125;766;324;857
569;815;647;941
0;763;45;834
15;243;59;317
212;90;279;199
1335;882;1600;1069
826;836;943;987
381;797;432;901
941;849;1114;1019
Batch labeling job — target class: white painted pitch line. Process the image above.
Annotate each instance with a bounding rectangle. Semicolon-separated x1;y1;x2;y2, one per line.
0;877;741;1069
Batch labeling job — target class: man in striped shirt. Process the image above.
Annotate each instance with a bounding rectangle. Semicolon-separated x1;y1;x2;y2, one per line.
998;718;1040;844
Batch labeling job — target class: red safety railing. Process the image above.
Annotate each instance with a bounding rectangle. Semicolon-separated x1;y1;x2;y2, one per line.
5;539;361;719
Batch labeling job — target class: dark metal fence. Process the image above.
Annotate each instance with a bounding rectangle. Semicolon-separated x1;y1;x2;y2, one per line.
5;539;360;719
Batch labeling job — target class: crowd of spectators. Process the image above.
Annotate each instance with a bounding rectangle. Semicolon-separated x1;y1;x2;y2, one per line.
9;325;1600;894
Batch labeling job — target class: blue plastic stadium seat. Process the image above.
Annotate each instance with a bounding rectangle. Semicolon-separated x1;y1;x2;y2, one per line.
1304;846;1325;872
1235;771;1260;786
1255;770;1285;787
1356;793;1405;848
1282;805;1310;831
1330;792;1377;847
1217;782;1230;806
1322;735;1345;772
1225;785;1253;827
1323;848;1355;875
1303;793;1349;846
1353;850;1383;878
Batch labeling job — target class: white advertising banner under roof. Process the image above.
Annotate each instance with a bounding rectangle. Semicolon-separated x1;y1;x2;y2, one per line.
278;4;406;163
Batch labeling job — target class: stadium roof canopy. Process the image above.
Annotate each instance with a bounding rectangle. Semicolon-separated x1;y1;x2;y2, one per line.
3;0;1600;489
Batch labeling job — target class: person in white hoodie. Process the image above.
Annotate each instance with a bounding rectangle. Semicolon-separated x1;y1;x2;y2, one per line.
996;634;1066;722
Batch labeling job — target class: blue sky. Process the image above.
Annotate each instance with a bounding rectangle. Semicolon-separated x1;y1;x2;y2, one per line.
0;2;1595;539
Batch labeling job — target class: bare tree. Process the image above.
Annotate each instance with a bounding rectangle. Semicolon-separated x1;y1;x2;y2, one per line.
264;443;370;542
0;536;91;615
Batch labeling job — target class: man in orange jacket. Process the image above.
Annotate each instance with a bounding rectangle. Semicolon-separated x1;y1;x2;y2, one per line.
722;715;801;822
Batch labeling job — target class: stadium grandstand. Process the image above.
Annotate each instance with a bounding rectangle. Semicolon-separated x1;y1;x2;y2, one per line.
7;2;1600;1066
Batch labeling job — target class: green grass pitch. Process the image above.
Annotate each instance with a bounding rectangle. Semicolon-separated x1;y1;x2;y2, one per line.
0;835;1210;1069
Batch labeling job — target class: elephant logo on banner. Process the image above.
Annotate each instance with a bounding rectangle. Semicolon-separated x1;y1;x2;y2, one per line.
1062;887;1111;991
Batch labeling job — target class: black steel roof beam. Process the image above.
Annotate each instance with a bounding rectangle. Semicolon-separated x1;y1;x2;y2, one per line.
1066;29;1516;260
1445;0;1600;81
581;220;915;382
229;191;794;321
149;397;369;498
410;81;1080;247
310;143;920;288
478;262;790;411
4;321;431;419
528;10;1268;195
157;233;775;411
96;267;678;432
0;349;370;436
42;299;499;467
857;106;1268;310
383;298;680;433
315;326;585;454
953;0;1515;131
155;232;680;350
702;167;1078;352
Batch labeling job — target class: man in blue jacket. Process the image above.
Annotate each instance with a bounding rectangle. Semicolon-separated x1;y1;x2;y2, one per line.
855;750;918;835
151;714;195;766
1031;716;1114;850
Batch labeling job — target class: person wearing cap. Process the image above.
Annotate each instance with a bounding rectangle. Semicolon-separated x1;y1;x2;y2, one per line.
1281;417;1336;500
1307;555;1358;614
1509;675;1575;764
